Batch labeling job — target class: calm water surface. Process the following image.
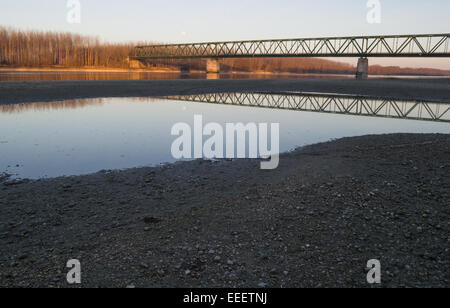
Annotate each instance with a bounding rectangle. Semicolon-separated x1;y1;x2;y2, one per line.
0;94;449;179
1;71;447;82
0;71;352;81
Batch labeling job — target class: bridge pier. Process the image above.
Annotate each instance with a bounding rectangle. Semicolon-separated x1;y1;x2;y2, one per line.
356;57;369;80
128;57;145;69
206;58;220;74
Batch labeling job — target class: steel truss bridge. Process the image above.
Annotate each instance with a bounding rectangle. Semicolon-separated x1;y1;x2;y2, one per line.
132;34;450;59
167;93;450;123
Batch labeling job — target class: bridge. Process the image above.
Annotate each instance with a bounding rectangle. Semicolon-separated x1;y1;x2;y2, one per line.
166;92;450;123
131;33;450;79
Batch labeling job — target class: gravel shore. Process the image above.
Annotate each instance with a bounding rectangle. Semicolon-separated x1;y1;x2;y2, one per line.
1;78;450;105
0;133;449;288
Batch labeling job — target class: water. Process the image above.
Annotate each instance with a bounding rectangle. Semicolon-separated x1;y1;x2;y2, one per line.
0;94;449;179
1;71;446;82
0;71;351;82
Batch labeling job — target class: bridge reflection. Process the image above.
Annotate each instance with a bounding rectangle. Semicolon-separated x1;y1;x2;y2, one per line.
1;93;449;123
167;92;450;123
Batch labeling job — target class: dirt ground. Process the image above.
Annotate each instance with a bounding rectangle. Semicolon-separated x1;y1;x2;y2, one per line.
0;133;449;288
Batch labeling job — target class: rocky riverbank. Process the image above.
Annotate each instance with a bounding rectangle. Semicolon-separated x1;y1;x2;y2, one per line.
0;133;449;288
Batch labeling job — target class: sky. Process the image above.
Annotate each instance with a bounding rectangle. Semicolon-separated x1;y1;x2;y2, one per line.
1;0;449;69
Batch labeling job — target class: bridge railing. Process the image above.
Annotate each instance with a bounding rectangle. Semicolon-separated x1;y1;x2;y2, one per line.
132;34;450;59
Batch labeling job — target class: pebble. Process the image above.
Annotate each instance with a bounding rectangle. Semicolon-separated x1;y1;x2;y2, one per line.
259;253;269;260
258;282;267;288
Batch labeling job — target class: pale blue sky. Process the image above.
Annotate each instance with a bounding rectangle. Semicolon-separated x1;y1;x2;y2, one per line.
1;0;449;68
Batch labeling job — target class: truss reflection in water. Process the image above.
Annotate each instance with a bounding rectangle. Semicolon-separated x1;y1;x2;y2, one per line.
1;93;449;123
167;92;450;123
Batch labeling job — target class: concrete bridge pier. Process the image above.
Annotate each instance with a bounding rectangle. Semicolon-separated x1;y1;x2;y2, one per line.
206;58;220;74
356;57;369;79
128;57;145;69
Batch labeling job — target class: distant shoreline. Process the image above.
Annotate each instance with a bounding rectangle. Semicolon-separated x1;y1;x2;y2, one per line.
0;67;449;78
0;67;180;73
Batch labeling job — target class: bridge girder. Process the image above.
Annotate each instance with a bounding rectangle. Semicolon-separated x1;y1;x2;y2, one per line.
132;34;450;59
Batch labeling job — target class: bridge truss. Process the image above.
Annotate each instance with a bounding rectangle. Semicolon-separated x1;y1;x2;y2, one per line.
167;92;450;123
133;34;450;59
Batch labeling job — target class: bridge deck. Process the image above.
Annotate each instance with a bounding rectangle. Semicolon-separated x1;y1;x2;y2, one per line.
132;34;450;59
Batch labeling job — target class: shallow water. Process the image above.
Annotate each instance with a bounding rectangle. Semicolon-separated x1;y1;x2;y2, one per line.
0;94;449;179
1;71;447;82
0;71;351;82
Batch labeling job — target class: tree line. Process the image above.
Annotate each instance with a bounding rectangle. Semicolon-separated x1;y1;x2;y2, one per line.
220;58;355;74
0;26;135;68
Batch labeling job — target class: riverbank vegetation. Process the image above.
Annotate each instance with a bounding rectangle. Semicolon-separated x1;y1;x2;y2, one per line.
0;26;134;68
